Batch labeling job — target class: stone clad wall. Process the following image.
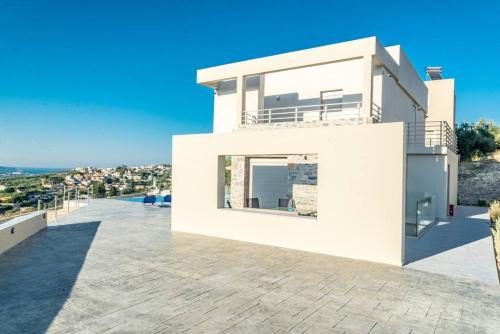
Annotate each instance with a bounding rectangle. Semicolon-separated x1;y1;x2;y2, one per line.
458;159;500;205
228;154;318;212
230;156;249;208
238;117;375;132
288;155;318;212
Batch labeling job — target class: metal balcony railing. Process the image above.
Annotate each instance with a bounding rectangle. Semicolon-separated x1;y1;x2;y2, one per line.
407;121;457;153
241;102;382;125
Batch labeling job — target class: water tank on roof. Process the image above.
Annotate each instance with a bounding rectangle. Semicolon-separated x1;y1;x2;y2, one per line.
425;67;443;80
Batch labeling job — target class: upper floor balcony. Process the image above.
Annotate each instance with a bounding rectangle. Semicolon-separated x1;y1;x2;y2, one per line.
240;101;382;129
407;121;457;153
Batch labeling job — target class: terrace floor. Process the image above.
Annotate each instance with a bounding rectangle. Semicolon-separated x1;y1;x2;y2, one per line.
405;206;498;285
1;200;500;333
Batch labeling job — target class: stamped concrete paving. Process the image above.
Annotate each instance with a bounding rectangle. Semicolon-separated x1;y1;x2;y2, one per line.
1;200;500;334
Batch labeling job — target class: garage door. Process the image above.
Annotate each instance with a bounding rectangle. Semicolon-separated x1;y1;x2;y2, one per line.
251;163;289;209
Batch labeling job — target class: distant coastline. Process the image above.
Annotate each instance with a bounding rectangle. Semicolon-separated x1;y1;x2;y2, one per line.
0;166;68;178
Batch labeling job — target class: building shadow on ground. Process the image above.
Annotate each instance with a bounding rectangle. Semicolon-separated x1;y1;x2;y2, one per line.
405;214;491;264
0;221;100;333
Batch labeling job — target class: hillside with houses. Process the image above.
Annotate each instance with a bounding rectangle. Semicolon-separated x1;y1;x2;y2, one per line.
0;164;171;219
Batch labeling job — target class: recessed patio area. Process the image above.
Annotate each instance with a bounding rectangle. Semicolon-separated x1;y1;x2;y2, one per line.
1;199;500;333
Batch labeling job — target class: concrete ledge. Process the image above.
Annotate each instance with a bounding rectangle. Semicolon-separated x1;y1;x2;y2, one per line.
407;146;448;155
0;211;47;254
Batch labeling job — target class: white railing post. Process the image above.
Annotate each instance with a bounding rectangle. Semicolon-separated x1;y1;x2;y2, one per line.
38;200;41;212
294;107;298;122
414;122;417;147
54;196;58;221
268;109;271;124
440;121;443;147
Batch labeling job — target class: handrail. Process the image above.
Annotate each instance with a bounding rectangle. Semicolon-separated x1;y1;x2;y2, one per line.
242;101;382;125
370;103;382;122
245;101;360;113
407;121;457;153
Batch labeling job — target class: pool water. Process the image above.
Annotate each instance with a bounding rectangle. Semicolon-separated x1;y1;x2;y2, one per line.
115;196;166;203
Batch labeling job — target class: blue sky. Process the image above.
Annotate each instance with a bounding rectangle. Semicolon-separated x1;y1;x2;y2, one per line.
0;0;499;167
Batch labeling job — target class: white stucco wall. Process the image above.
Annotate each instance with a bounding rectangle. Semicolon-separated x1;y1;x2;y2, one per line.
213;60;365;132
209;40;432;133
425;79;456;129
406;154;450;218
213;80;237;133
172;123;407;266
385;45;428;110
262;59;364;110
0;211;47;254
245;89;259;113
447;151;459;207
373;66;426;124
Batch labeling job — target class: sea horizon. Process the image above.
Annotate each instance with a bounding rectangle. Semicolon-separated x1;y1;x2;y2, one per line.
0;166;69;175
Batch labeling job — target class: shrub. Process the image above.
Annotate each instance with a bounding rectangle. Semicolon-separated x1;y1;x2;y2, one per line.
491;200;500;225
477;199;488;207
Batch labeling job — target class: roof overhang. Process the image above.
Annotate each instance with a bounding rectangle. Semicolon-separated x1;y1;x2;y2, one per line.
197;36;400;88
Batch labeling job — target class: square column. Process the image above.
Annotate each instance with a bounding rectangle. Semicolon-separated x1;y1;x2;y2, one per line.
362;55;374;118
236;75;246;128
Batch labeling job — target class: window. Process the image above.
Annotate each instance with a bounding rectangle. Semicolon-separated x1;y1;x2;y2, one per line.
321;90;344;112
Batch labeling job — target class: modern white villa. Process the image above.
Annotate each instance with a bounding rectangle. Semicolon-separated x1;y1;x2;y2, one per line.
172;37;458;266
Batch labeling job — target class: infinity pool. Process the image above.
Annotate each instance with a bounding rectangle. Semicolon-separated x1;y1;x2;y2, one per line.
115;196;166;203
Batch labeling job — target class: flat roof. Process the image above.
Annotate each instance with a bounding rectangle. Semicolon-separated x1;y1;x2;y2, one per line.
197;36;384;86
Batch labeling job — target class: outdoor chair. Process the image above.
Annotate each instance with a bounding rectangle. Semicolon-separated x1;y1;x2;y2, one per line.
279;198;296;210
245;197;259;208
278;198;290;208
158;194;171;207
143;196;156;205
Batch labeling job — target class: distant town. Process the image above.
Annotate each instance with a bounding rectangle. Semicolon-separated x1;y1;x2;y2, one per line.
0;164;171;218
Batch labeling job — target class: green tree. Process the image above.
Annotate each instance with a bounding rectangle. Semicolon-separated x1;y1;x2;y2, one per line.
93;182;106;198
108;187;118;197
478;119;500;149
456;119;497;161
11;193;28;204
48;175;64;184
225;157;231;186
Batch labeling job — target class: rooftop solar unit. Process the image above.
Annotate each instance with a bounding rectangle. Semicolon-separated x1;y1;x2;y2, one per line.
425;67;443;80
